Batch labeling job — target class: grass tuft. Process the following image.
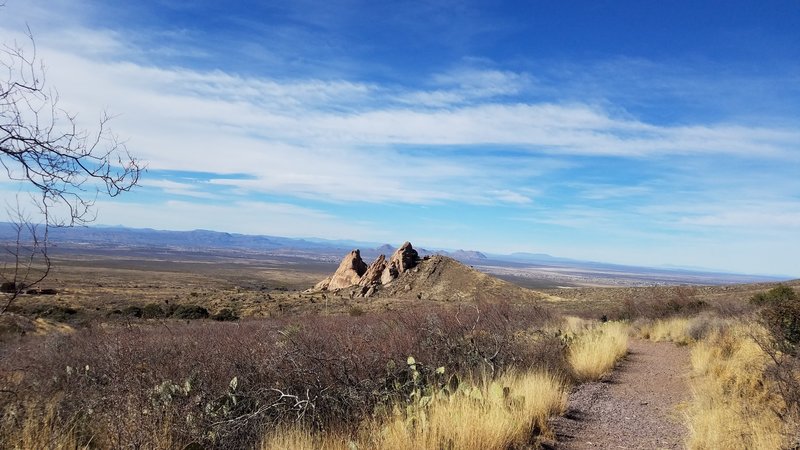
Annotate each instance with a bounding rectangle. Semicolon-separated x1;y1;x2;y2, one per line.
686;324;787;449
634;317;692;345
567;321;629;382
260;370;567;450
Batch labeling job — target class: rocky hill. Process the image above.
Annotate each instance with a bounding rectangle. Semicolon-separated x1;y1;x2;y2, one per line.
310;242;545;304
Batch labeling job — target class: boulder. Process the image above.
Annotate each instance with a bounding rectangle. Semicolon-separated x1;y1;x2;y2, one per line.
326;249;368;290
380;241;420;284
381;262;399;284
313;277;332;291
359;254;386;287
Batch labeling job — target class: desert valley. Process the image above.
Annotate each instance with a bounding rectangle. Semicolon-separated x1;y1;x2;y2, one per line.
1;229;799;449
2;1;799;449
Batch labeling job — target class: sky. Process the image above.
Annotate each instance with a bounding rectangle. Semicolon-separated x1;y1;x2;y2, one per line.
0;0;799;276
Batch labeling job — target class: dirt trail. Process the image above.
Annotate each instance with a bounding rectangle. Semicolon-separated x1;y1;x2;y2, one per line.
550;339;691;449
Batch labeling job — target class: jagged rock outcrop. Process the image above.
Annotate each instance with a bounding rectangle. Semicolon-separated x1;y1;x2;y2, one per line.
380;241;420;285
308;244;547;306
380;264;399;285
359;254;386;287
313;277;332;291
316;249;368;291
312;242;424;292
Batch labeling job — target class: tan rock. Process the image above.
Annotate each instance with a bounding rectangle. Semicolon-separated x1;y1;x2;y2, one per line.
313;277;332;291
359;254;386;287
326;249;368;290
381;262;399;284
380;241;420;284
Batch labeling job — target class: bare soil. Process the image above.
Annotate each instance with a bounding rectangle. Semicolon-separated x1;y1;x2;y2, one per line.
550;340;691;449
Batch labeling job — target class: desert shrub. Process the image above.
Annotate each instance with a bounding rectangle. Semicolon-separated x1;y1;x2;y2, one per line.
347;305;364;316
141;302;168;319
751;285;800;354
616;286;708;320
171;304;209;320
686;324;791;449
0;302;560;449
121;305;143;318
748;285;800;442
685;314;728;342
36;306;78;322
212;308;239;322
0;313;37;340
0;281;20;293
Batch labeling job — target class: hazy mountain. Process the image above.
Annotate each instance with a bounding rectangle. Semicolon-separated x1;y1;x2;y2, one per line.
0;223;788;283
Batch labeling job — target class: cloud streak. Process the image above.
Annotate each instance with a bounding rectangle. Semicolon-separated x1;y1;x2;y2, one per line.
0;1;798;276
10;26;794;209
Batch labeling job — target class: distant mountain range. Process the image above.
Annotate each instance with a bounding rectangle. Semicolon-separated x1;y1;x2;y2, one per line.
0;223;789;283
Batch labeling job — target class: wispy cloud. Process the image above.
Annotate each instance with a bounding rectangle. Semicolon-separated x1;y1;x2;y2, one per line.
1;0;798;275
143;179;219;200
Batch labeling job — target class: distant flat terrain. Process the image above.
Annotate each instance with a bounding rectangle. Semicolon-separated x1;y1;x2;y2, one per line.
2;243;796;327
2;223;786;289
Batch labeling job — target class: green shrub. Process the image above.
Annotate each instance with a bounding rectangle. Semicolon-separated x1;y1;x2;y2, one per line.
141;303;167;319
38;306;78;322
122;306;143;318
750;285;800;353
212;308;238;322
171;304;209;320
0;281;18;293
348;305;365;316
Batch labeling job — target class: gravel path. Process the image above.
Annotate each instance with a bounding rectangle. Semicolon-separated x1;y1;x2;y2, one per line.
549;339;691;449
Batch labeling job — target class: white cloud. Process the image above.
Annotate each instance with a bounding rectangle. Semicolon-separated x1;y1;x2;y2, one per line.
143;179;219;199
490;190;533;204
677;205;800;229
10;24;800;201
1;4;799;276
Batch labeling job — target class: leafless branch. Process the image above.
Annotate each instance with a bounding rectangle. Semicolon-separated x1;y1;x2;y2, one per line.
0;30;142;314
0;201;50;314
1;30;142;227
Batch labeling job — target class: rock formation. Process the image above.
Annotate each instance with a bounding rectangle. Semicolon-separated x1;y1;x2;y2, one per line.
359;254;386;287
380;241;420;285
313;242;422;292
308;242;545;305
315;249;368;291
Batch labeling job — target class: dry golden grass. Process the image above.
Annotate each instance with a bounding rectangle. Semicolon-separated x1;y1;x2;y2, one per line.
568;321;629;382
686;324;787;450
260;370;567;450
260;427;351;450
560;315;594;336
634;317;692;345
5;401;88;450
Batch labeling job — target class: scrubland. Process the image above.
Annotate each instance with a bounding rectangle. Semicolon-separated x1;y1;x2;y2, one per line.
632;285;800;449
1;300;633;449
3;253;798;449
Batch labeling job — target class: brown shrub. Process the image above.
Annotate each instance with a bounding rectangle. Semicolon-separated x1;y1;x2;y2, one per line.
616;286;708;320
0;301;561;449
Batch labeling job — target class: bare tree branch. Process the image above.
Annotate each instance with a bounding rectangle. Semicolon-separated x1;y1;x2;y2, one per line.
1;28;142;227
0;30;142;315
0;201;50;314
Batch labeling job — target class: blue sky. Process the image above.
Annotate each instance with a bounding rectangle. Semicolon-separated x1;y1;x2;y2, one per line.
1;0;799;276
